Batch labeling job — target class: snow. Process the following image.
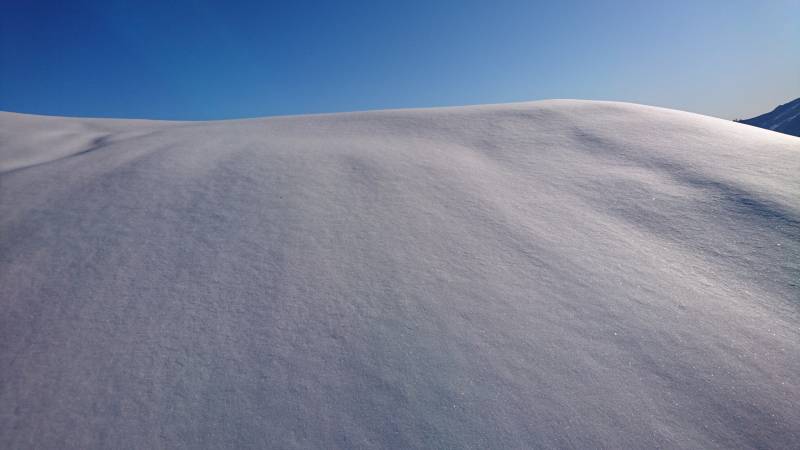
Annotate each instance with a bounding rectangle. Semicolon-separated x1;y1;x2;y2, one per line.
1;100;799;448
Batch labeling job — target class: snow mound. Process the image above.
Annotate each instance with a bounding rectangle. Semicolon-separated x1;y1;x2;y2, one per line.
1;100;799;448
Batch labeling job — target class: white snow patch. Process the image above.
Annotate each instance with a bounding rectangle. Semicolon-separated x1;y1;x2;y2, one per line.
1;100;799;448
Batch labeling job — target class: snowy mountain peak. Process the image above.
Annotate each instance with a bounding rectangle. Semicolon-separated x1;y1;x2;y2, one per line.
738;96;800;137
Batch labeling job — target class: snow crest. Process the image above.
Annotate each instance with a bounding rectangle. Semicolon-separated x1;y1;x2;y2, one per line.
1;101;799;448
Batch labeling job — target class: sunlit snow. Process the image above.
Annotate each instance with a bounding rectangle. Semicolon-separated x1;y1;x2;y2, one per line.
1;100;799;448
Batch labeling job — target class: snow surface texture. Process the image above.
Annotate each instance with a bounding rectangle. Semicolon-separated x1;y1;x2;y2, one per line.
740;96;800;137
1;100;799;449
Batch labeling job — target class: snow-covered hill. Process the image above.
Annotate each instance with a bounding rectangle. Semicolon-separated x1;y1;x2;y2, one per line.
739;97;800;137
1;100;799;449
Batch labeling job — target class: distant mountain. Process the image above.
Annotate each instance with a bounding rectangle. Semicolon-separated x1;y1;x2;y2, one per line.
738;97;800;137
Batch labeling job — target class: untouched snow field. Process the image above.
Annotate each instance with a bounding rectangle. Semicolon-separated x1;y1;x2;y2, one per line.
1;100;799;448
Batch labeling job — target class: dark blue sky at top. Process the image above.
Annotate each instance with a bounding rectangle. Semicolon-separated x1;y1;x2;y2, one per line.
1;0;798;120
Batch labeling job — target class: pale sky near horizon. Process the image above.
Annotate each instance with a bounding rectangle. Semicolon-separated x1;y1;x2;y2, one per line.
1;0;798;120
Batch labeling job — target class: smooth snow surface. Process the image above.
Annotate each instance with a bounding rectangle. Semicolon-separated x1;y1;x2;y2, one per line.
1;101;799;449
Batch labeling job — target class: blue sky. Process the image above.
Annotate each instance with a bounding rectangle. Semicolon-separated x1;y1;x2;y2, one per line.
1;0;798;120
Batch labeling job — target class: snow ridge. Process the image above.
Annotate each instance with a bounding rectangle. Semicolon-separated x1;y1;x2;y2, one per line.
1;100;799;449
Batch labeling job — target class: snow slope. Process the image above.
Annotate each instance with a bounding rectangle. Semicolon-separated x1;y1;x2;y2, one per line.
1;100;799;449
739;97;800;137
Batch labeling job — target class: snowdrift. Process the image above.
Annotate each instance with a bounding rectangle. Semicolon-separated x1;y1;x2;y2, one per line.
1;100;799;448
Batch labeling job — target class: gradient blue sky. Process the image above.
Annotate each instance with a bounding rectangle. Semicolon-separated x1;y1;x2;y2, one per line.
1;0;798;120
